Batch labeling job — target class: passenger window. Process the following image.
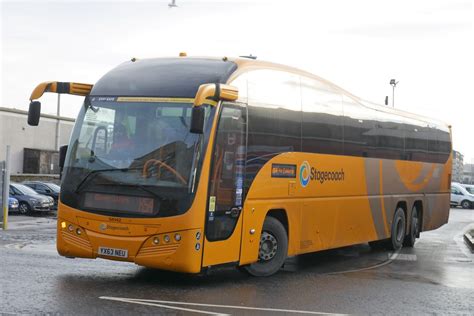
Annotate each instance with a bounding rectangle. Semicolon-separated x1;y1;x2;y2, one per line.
374;110;405;160
342;95;377;158
301;77;343;155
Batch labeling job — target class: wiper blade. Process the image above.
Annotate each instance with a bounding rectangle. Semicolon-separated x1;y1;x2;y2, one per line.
74;167;138;193
96;182;164;201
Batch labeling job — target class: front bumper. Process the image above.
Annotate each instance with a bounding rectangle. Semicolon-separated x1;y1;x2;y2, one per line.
32;204;52;211
56;219;204;273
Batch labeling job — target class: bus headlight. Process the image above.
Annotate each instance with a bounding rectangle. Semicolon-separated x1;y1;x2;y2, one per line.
153;237;160;245
163;235;170;243
174;233;181;242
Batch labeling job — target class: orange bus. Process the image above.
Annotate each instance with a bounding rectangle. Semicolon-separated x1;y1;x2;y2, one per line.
27;55;452;276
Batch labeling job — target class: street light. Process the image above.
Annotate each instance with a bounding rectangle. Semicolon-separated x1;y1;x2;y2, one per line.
390;79;399;108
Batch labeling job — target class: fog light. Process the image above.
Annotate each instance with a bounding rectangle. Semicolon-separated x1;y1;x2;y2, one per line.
164;235;170;243
174;233;181;242
76;228;81;235
61;222;66;229
68;224;74;232
153;237;160;245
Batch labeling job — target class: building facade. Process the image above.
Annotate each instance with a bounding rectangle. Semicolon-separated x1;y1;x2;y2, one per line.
463;163;474;184
452;150;464;183
0;107;75;175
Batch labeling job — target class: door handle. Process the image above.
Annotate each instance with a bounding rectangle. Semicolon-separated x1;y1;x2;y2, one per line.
225;207;241;218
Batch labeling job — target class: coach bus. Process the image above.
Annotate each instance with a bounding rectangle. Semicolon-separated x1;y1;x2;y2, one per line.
27;55;451;276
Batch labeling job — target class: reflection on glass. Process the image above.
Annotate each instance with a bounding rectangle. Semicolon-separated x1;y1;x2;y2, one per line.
61;99;214;217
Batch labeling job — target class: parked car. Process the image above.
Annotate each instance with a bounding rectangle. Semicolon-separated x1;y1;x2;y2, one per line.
22;181;60;209
8;197;19;213
9;183;54;215
461;184;474;195
450;183;474;209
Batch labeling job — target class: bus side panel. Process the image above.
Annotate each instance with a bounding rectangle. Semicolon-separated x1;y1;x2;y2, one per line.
240;152;451;265
240;199;301;265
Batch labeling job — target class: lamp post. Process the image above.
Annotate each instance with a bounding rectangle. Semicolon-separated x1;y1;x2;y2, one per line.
390;79;399;108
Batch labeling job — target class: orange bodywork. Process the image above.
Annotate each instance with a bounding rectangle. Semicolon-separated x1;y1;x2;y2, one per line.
54;57;452;273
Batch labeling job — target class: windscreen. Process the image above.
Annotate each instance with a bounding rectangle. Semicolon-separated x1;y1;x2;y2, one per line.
61;97;215;218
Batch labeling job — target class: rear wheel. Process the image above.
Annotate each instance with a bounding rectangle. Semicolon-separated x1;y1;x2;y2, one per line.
388;207;406;251
244;216;288;277
461;200;471;209
18;202;31;216
404;206;420;247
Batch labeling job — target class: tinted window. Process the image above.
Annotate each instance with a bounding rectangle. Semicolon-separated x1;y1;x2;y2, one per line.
342;95;377;158
374;110;405;160
245;70;302;189
301;77;343;155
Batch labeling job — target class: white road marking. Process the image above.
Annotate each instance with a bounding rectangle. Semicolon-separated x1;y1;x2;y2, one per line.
100;296;345;315
100;297;228;315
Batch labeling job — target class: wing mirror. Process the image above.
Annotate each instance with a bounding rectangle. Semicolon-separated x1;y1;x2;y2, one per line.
28;101;41;126
59;145;68;179
190;83;238;134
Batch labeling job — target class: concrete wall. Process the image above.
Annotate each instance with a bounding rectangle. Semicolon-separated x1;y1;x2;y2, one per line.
0;107;75;174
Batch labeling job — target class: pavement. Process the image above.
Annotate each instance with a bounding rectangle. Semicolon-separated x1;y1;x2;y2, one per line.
0;208;473;315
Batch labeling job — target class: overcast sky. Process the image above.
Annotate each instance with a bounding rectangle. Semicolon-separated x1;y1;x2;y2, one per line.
1;0;473;161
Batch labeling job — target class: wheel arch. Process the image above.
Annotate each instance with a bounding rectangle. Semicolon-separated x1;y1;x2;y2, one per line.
266;209;289;237
413;200;423;236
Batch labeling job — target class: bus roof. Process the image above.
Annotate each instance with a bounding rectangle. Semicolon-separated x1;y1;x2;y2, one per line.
90;56;449;131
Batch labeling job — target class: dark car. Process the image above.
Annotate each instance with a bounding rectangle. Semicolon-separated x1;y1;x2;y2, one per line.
8;197;19;212
9;183;54;215
22;181;60;209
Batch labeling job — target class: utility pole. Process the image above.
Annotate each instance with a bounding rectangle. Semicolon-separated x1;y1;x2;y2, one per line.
55;94;61;151
2;145;11;230
390;79;399;108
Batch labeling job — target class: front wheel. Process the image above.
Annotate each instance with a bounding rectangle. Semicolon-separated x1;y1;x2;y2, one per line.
244;216;288;277
388;207;406;251
461;200;472;209
18;202;32;216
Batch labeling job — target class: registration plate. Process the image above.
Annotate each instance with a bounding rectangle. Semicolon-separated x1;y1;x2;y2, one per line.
98;247;128;258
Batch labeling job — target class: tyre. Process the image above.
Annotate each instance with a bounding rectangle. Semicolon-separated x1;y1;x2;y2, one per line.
18;202;32;216
387;207;406;251
244;216;288;277
403;206;420;247
461;200;471;209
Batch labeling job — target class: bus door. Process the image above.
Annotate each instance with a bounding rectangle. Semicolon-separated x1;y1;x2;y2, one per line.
202;103;246;267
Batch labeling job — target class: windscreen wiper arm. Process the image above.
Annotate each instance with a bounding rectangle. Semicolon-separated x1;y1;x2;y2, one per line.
74;168;136;193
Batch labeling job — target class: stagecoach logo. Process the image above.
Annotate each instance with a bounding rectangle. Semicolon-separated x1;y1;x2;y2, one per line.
299;161;311;187
299;161;345;188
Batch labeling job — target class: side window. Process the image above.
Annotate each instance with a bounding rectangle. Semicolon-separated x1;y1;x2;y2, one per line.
207;105;246;241
374;110;405;160
301;77;343;155
246;70;302;189
404;119;429;162
342;95;377;157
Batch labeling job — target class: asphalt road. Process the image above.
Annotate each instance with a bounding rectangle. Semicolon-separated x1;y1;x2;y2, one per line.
1;208;473;315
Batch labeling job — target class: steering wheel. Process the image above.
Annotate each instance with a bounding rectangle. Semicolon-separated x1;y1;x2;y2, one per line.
142;159;187;185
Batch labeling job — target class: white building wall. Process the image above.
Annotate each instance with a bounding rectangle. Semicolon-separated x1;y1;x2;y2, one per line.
0;108;75;174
